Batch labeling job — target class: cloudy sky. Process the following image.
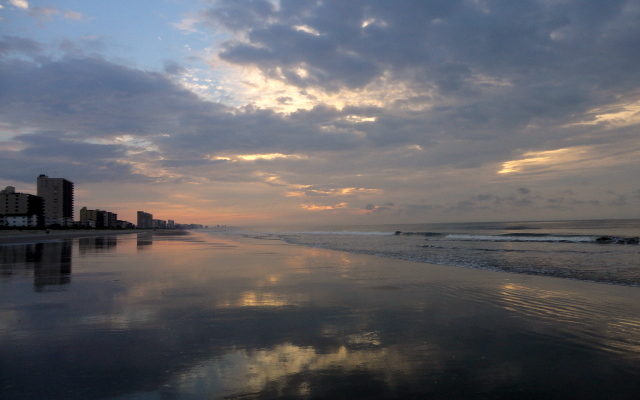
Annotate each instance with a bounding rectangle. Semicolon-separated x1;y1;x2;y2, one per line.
1;0;639;226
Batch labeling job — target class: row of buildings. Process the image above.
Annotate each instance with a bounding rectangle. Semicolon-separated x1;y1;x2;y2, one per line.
136;211;175;229
1;175;73;228
135;211;203;229
1;174;198;229
79;207;133;229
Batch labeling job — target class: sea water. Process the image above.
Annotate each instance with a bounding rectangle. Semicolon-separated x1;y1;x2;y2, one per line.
245;219;640;286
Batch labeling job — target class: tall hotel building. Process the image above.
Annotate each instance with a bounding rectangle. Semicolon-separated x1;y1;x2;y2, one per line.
137;211;153;229
37;174;74;226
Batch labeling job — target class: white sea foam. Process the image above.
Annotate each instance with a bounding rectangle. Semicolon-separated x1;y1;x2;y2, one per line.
283;231;394;236
445;234;596;243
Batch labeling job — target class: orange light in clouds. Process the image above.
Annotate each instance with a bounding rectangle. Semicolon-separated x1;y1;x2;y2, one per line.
301;202;348;211
498;148;582;174
285;187;381;197
212;153;307;162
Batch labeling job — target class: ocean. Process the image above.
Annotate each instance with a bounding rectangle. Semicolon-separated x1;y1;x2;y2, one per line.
243;219;640;286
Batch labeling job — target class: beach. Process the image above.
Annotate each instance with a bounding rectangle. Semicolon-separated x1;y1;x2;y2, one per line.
1;230;639;399
0;229;143;244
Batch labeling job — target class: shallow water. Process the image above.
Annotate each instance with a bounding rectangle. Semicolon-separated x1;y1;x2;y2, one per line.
265;219;640;285
1;231;639;399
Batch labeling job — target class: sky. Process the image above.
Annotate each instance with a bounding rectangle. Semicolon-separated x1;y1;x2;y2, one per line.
1;0;639;226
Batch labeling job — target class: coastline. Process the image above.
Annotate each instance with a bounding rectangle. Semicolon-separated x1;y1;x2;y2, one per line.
0;229;146;244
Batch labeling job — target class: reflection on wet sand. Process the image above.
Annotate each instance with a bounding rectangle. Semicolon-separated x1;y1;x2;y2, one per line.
79;236;118;255
172;342;415;398
0;232;639;399
498;282;640;358
136;232;153;249
1;241;72;291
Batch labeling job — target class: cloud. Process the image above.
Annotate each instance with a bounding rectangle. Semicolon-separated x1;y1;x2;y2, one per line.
301;202;348;211
63;10;84;20
203;0;275;32
0;133;147;183
207;0;640;98
0;35;41;56
24;5;87;21
286;185;381;198
3;1;87;21
9;0;28;9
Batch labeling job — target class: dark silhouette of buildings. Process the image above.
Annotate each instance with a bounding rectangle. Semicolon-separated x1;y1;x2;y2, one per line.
80;207;119;228
137;211;153;229
0;186;44;227
0;241;72;290
37;174;74;227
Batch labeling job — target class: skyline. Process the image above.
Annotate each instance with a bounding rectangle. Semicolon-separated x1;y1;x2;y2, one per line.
1;0;639;226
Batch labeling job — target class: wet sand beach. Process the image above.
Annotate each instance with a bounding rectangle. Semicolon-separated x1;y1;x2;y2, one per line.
1;231;639;399
0;229;153;244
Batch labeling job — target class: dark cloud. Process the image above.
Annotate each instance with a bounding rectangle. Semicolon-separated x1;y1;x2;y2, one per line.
159;159;224;168
0;51;364;158
0;55;212;136
517;187;530;195
0;133;147;183
163;60;185;75
363;202;394;213
17;133;125;161
204;0;275;32
399;187;640;216
211;0;640;93
205;0;640;144
0;35;42;56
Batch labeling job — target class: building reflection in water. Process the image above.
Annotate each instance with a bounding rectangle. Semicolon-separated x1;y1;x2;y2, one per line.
0;241;72;291
34;242;72;290
137;233;153;250
79;236;118;255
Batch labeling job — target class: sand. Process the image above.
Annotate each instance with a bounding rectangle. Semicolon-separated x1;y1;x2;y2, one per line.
0;229;143;244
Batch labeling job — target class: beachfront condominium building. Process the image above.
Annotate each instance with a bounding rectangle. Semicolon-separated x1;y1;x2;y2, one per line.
80;207;119;228
137;211;153;229
0;186;44;227
80;207;104;228
107;212;117;228
37;175;74;227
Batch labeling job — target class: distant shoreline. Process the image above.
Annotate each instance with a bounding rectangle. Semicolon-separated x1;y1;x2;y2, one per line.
0;229;147;245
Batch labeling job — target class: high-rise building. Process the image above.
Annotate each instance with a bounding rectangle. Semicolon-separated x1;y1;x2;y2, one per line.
0;186;44;227
80;207;102;228
106;212;117;228
137;211;153;229
37;175;74;227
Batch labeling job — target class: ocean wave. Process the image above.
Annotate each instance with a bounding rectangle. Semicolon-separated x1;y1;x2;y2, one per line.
396;231;445;237
282;231;395;236
277;236;639;286
445;234;596;243
445;234;639;244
